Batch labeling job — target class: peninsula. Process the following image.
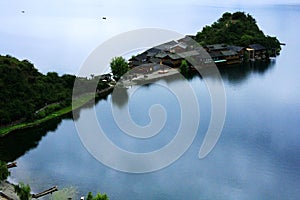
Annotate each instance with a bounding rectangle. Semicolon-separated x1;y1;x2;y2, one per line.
0;12;282;136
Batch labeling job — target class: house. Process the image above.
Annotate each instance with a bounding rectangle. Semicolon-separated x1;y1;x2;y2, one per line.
205;44;228;52
209;51;226;64
170;42;188;53
131;63;162;74
247;44;267;60
227;45;245;60
221;50;240;65
155;52;182;67
128;53;148;68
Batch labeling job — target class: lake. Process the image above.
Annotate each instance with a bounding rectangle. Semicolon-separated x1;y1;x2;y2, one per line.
1;3;300;200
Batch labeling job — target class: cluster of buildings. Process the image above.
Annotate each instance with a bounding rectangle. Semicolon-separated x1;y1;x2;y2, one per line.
128;36;268;74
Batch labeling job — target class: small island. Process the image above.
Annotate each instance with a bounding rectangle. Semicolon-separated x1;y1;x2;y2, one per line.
128;12;282;72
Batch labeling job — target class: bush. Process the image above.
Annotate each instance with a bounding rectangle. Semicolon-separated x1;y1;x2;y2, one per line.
0;161;10;181
14;182;31;200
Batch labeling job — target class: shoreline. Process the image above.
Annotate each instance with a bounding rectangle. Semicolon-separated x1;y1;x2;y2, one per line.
0;86;114;137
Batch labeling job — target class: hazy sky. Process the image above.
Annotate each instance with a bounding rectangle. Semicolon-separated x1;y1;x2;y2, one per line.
0;0;299;74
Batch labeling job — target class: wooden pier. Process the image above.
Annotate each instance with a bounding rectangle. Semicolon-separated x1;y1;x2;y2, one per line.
32;186;58;199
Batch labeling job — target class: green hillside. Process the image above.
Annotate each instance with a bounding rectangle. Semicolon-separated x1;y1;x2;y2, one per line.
196;12;281;54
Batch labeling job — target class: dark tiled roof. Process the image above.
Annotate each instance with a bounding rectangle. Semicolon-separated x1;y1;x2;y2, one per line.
249;44;266;51
221;50;238;56
209;51;224;58
155;52;168;58
227;45;244;52
155;40;178;51
178;50;200;58
129;53;147;61
206;44;228;51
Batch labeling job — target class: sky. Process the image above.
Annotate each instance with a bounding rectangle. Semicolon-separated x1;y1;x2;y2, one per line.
0;0;300;74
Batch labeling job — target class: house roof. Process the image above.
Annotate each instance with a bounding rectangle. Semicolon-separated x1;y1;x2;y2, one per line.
178;50;200;58
170;42;188;51
249;44;266;51
209;51;224;58
155;40;178;51
149;57;161;63
221;50;238;56
227;45;244;52
155;51;169;58
129;53;147;61
206;44;228;51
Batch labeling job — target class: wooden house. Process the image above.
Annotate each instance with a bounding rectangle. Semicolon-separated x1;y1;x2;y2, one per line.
221;50;241;65
247;44;267;60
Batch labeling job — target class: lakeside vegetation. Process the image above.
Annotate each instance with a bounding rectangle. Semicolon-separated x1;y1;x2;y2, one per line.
0;55;112;136
195;12;281;54
0;12;282;136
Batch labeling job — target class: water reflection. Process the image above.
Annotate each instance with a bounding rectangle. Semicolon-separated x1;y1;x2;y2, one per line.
0;61;275;164
0;117;65;162
0;94;110;163
111;87;129;108
219;61;275;84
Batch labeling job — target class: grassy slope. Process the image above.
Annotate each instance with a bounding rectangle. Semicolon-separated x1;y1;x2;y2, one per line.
0;91;107;136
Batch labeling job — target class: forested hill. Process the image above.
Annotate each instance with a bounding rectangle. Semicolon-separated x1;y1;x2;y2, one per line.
0;55;109;127
0;55;76;125
195;12;281;53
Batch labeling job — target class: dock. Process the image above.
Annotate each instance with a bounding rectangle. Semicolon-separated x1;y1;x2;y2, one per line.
32;186;58;199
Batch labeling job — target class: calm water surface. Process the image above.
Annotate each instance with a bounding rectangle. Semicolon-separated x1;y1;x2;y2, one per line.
1;4;300;200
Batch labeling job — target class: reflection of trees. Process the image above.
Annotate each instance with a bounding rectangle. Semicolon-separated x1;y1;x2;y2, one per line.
0;93;111;162
219;61;275;84
0;117;64;162
111;87;129;108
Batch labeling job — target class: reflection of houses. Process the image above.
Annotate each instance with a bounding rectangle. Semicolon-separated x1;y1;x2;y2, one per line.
247;44;267;60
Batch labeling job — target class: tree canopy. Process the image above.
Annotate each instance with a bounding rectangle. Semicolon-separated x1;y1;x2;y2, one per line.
86;192;109;200
110;56;129;80
195;12;281;52
0;55;110;127
14;182;32;200
0;161;10;181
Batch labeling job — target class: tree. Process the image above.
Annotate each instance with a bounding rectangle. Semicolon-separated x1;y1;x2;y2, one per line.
86;192;93;200
179;60;189;75
14;182;31;200
195;12;281;52
86;192;109;200
110;56;128;80
0;161;10;181
93;193;109;200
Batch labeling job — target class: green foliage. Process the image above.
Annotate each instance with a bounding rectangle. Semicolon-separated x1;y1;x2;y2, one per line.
180;60;189;75
86;192;94;200
195;12;281;52
110;56;128;80
0;55;110;128
0;161;10;181
86;192;109;200
14;182;31;200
